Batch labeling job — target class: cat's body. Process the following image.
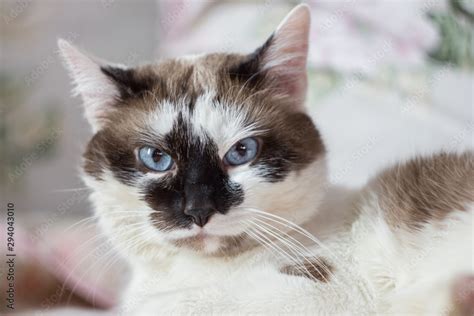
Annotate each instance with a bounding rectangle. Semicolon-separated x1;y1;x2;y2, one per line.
59;5;473;315
112;153;472;315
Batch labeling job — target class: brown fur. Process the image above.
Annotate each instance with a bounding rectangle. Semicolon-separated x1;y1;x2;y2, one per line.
280;257;333;283
372;152;474;229
170;233;258;257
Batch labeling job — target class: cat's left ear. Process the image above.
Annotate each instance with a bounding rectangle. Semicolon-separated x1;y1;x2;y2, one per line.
58;39;150;132
237;4;311;109
58;39;122;132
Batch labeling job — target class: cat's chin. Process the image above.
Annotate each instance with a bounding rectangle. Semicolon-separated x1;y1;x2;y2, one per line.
164;229;252;256
170;233;223;254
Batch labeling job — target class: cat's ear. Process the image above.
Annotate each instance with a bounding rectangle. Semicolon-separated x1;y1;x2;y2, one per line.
236;4;310;109
58;39;125;132
264;4;310;105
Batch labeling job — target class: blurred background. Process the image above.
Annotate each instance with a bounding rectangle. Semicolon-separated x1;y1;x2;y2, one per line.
1;0;473;313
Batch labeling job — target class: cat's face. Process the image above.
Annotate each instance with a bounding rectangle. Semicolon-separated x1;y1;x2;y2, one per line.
60;5;327;256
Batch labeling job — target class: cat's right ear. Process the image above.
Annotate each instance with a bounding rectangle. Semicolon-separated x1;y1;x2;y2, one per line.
58;39;123;132
230;5;311;111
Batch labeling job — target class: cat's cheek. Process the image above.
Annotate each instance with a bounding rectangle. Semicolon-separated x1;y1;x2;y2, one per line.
231;159;328;226
227;166;276;211
226;164;256;182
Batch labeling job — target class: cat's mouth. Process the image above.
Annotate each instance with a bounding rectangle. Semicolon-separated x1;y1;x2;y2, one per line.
163;211;250;239
157;211;252;254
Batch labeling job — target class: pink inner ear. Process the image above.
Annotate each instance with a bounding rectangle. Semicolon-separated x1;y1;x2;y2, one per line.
263;38;308;101
260;5;311;103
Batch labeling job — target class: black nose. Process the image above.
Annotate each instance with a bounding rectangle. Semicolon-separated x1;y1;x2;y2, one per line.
184;208;216;227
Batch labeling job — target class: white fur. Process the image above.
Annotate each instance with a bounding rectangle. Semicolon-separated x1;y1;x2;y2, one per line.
192;92;265;156
352;196;474;315
146;99;178;137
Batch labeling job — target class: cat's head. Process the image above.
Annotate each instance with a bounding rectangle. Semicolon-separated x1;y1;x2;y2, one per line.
59;5;327;257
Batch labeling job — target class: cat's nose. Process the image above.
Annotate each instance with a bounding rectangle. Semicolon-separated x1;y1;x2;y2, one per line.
184;207;216;227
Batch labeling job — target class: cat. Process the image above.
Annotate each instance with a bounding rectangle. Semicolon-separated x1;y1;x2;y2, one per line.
58;4;474;315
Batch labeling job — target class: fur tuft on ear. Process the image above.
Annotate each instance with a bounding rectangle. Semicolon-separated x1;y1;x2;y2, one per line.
263;4;311;106
58;39;123;132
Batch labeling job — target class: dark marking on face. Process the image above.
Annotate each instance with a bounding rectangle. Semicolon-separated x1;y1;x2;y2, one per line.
144;116;244;230
83;133;108;181
280;257;333;283
83;118;153;185
227;34;274;88
101;66;162;100
253;112;325;182
83;128;136;184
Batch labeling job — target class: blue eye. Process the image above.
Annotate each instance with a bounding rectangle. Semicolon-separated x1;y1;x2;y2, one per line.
224;137;259;166
138;146;174;172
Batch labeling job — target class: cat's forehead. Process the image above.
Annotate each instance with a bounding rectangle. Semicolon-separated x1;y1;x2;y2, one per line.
142;93;264;155
110;53;284;149
142;53;249;101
